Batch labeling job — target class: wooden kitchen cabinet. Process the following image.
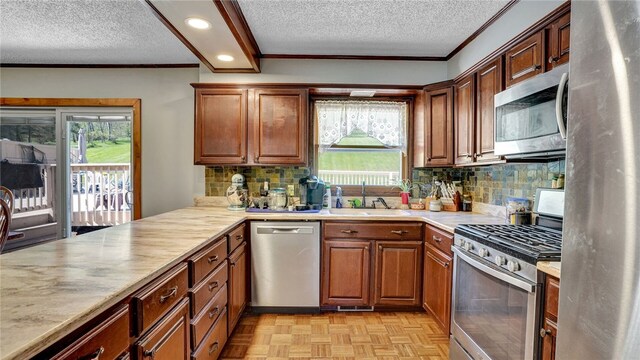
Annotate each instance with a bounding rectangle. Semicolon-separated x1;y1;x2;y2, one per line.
540;275;560;360
227;241;248;333
424;86;454;166
422;244;452;334
250;89;308;165
475;58;503;162
133;298;190;360
194;89;248;165
454;74;476;165
547;12;570;70
505;31;544;88
374;241;422;306
322;239;371;306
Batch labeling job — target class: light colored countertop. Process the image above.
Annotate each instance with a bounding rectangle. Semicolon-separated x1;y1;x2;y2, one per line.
537;261;561;279
0;207;503;360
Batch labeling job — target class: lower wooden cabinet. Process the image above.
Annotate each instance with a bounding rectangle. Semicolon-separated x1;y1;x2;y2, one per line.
540;275;560;360
322;240;371;306
374;241;422;306
227;241;248;333
133;298;190;360
191;309;228;360
422;244;453;334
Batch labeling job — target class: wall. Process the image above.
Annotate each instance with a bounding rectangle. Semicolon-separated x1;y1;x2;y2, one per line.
413;159;566;206
0;67;202;217
200;58;448;85
447;0;567;78
206;166;310;197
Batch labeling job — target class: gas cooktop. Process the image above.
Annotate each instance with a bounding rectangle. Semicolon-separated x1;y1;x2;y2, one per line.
455;224;562;264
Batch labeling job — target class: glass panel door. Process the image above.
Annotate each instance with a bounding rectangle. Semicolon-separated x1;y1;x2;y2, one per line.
453;256;530;360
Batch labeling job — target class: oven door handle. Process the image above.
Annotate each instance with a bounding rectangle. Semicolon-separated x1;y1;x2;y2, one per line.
453;247;535;292
555;71;568;139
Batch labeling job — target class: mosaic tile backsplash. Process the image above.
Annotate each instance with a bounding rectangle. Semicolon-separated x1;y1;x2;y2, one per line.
205;160;565;207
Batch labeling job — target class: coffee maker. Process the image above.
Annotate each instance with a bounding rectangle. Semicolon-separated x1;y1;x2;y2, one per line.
299;176;325;210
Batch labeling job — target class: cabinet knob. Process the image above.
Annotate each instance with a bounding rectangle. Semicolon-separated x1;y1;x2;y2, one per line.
427;157;432;162
254;156;259;162
534;64;542;70
241;155;246;161
548;56;560;64
540;328;552;338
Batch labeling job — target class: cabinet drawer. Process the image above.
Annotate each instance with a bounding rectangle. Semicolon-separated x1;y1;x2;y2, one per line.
191;285;228;349
133;298;190;360
228;224;246;254
189;238;228;287
51;305;130;360
545;275;560;322
189;260;228;317
191;308;228;360
425;225;453;256
132;263;189;336
324;222;422;240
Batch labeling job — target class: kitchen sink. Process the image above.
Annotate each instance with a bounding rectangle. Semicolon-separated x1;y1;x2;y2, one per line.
328;208;410;216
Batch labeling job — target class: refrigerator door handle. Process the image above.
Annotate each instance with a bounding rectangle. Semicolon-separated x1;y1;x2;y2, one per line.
453;247;535;293
556;72;569;139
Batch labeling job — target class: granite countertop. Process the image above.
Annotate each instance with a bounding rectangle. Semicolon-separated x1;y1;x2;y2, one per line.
0;207;503;360
537;261;561;279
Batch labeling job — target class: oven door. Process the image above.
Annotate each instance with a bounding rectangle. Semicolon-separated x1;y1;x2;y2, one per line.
451;247;539;360
494;64;569;158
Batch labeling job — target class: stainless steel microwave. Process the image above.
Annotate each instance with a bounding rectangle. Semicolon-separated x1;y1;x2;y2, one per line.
494;64;569;158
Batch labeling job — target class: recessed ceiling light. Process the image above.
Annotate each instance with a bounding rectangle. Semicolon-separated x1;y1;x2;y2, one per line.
217;54;234;62
185;17;211;30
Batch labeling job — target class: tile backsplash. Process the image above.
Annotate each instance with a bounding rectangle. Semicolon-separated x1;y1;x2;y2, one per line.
205;159;565;207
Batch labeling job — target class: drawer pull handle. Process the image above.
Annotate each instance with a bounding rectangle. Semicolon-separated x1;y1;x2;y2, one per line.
236;234;243;240
208;255;220;264
433;236;443;243
159;286;178;303
208;341;220;355
208;281;219;292
143;349;155;359
540;328;552;338
340;229;358;234
208;306;220;319
80;346;104;360
391;230;408;235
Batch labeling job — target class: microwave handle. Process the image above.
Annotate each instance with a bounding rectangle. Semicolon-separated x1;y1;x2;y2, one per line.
556;72;569;139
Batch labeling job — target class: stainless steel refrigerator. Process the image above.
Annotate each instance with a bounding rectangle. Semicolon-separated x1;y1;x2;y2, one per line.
557;1;640;359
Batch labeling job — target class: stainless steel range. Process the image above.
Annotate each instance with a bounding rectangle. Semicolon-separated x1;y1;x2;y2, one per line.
450;189;564;360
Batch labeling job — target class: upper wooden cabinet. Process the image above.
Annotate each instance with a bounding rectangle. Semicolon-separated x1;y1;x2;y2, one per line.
454;74;476;165
195;89;248;165
547;12;570;70
475;58;503;162
194;87;308;166
505;31;544;88
250;89;308;165
424;87;454;166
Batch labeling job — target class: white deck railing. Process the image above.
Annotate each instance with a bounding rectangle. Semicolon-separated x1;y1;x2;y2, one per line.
12;165;56;213
318;170;400;186
71;163;131;226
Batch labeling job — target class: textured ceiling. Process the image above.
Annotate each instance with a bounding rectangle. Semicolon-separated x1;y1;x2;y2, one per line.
237;0;511;57
0;0;198;64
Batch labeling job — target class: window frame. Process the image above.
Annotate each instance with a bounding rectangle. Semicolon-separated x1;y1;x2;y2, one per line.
311;96;414;197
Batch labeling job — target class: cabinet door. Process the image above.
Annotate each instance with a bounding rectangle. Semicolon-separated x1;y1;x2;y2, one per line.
228;242;247;333
547;12;570;70
374;241;422;306
454;74;475;165
422;245;452;334
133;298;190;360
321;240;371;306
425;87;454;166
505;31;544;88
475;58;503;162
250;89;308;165
540;318;558;360
194;89;247;165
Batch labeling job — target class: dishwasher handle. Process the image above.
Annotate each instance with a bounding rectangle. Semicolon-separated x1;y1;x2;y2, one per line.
256;226;315;235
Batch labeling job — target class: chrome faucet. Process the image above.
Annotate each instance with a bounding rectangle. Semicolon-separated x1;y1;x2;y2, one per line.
362;181;366;208
371;197;391;209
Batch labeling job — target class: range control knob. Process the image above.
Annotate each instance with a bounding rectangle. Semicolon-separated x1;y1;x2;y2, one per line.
463;242;474;251
478;248;489;257
495;256;506;266
507;260;521;272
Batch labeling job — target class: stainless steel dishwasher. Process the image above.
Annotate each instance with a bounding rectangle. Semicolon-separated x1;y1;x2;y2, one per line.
250;221;320;312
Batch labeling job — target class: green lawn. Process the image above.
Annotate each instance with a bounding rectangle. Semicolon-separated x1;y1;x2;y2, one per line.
71;139;131;163
318;151;400;172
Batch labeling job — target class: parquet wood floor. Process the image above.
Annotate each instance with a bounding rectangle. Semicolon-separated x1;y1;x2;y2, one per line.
220;312;449;360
